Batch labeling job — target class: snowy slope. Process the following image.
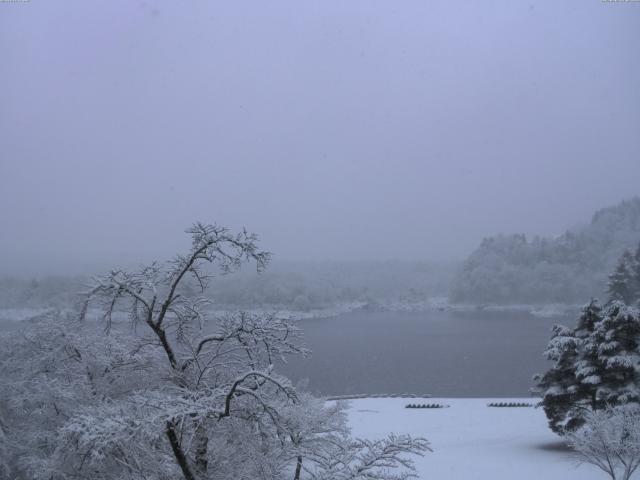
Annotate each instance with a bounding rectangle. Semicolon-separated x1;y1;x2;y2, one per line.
345;398;602;480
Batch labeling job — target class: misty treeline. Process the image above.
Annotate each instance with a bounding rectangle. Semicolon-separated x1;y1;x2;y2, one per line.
3;197;640;320
452;197;640;304
0;261;455;314
0;223;429;480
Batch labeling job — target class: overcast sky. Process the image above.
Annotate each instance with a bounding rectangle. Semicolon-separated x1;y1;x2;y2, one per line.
1;0;639;275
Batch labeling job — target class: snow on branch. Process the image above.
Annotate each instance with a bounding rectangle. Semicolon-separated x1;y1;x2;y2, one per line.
568;404;640;480
79;223;272;370
306;433;431;480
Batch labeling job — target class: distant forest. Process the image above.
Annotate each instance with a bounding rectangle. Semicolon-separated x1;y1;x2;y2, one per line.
450;197;640;305
0;261;456;313
4;198;640;312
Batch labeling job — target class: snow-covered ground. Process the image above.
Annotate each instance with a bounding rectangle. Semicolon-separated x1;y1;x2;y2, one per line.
0;307;52;322
345;397;601;480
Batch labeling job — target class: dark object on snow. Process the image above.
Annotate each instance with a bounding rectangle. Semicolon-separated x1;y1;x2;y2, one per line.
487;402;533;408
405;403;449;409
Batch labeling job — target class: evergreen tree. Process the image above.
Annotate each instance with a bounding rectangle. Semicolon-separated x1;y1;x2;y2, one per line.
535;301;602;434
535;324;581;433
536;240;640;434
573;300;604;410
632;242;640;303
537;262;640;436
592;301;640;406
607;250;636;305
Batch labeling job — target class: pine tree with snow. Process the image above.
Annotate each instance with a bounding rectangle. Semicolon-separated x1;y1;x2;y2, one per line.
535;301;602;434
607;250;637;305
534;323;581;433
632;242;640;303
537;296;640;434
592;301;640;406
573;300;605;410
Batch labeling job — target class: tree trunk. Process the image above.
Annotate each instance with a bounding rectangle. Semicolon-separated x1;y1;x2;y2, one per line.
153;326;178;368
293;455;303;480
194;422;209;476
166;420;197;480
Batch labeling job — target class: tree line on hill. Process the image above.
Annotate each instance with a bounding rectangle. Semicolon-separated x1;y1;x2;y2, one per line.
451;197;640;305
0;261;456;313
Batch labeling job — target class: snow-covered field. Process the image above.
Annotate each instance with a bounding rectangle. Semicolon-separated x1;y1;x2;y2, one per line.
345;398;601;480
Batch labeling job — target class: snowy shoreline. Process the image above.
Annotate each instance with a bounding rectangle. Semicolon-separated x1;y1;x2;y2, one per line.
0;299;581;324
210;298;582;320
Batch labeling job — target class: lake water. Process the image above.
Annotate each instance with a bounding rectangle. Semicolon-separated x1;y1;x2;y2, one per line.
278;310;571;397
0;308;574;398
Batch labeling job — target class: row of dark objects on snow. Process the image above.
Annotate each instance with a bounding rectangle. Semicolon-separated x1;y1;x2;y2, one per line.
405;402;534;409
324;394;534;409
405;403;449;409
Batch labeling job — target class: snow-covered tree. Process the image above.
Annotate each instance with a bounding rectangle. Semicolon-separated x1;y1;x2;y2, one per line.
536;300;640;434
0;309;157;479
0;414;9;479
568;404;640;480
536;246;640;435
305;434;430;480
607;250;638;305
591;302;640;406
535;302;640;434
631;242;640;305
277;394;430;480
0;223;429;480
534;302;600;434
534;323;581;433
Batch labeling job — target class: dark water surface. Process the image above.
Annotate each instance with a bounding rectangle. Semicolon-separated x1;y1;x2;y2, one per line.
278;310;570;397
0;309;571;398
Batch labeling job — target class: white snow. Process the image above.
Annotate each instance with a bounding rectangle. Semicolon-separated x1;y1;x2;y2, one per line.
344;397;602;480
0;308;51;322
